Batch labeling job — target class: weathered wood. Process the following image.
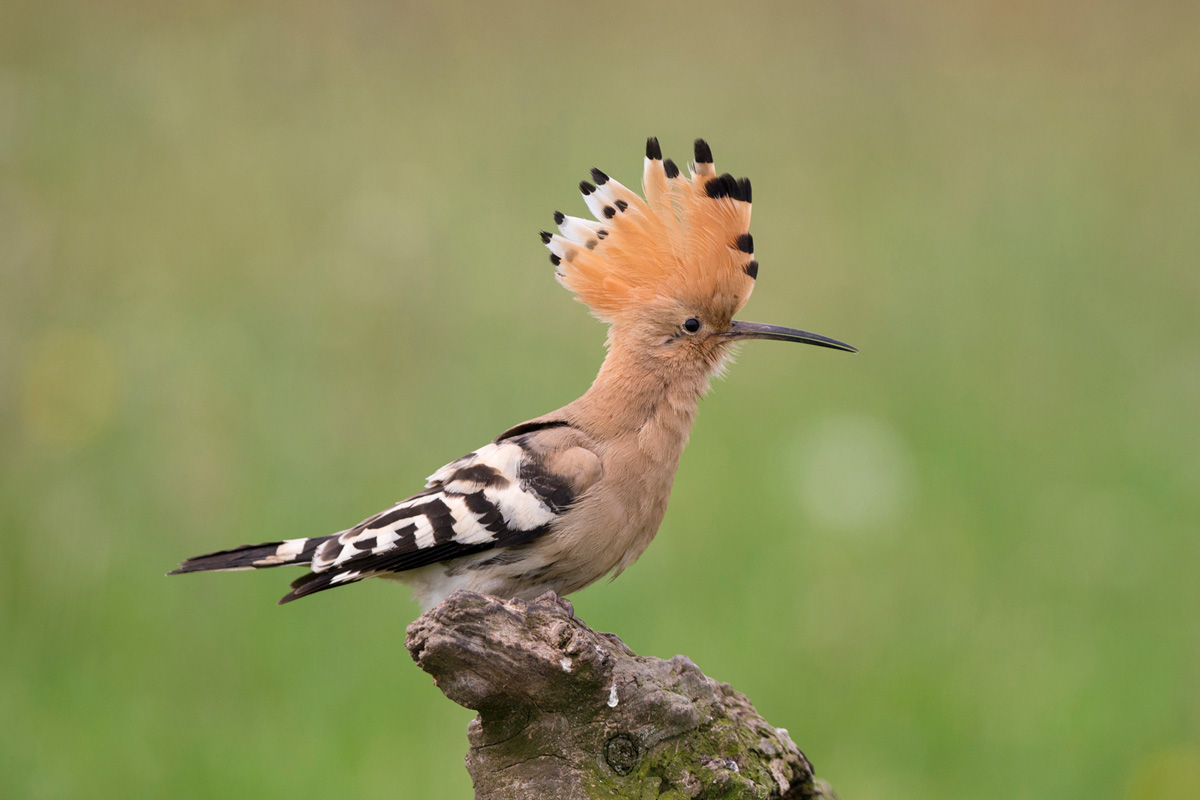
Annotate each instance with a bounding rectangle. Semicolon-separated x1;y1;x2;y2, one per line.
406;590;837;800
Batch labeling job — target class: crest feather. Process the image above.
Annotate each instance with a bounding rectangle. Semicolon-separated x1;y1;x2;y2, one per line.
545;138;758;323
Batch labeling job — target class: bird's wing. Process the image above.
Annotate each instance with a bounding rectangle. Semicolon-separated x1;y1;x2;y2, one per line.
280;420;602;603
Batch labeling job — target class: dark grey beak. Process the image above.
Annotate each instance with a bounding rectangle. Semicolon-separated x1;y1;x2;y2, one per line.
724;320;857;353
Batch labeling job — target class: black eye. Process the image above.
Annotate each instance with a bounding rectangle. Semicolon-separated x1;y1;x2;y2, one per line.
683;317;701;333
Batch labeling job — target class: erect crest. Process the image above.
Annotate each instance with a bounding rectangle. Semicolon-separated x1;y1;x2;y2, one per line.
541;138;758;325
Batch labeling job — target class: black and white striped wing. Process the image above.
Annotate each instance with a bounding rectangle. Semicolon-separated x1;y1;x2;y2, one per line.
280;432;589;603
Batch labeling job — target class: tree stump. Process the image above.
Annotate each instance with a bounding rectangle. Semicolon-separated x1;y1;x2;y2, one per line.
405;590;836;799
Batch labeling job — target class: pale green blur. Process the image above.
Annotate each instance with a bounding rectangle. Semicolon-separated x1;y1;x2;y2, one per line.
2;2;1198;798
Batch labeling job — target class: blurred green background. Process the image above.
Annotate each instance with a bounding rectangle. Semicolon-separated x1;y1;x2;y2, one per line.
2;1;1198;798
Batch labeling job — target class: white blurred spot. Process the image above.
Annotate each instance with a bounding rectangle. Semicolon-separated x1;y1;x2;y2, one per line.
607;680;619;707
792;414;916;534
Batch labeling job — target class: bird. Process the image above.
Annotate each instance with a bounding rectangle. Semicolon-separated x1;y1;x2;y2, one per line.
170;137;856;610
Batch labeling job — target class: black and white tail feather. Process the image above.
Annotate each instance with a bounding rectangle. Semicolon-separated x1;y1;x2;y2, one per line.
170;422;579;605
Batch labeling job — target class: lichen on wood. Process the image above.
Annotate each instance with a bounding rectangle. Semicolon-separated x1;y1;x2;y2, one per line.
406;590;836;800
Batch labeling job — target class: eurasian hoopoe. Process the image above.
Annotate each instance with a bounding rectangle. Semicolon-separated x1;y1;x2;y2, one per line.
170;138;856;610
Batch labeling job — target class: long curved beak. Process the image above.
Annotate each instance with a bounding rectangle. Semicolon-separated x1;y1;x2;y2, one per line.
723;320;857;353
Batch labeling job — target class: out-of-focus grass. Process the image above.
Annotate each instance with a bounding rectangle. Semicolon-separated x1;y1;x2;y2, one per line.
2;2;1198;798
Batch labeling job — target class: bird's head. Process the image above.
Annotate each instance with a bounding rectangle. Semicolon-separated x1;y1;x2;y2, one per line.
543;138;855;379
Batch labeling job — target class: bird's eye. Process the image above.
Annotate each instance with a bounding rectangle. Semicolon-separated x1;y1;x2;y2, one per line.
683;317;701;333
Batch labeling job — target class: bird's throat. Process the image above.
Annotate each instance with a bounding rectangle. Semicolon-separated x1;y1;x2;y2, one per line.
565;338;709;457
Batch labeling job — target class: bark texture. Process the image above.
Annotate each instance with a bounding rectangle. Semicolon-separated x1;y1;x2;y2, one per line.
406;590;836;800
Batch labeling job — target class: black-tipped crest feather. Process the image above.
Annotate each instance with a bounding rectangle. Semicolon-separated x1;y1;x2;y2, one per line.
705;174;752;203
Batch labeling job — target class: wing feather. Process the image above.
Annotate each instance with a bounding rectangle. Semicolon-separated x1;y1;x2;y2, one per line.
278;425;601;604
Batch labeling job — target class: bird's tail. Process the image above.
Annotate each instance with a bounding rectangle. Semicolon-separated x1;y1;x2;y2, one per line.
168;537;328;575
